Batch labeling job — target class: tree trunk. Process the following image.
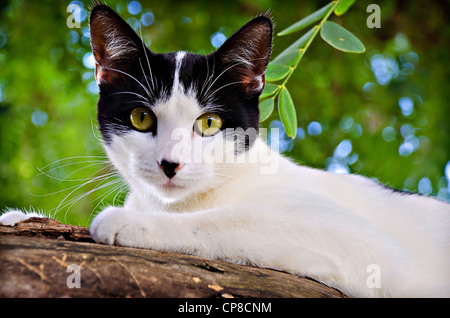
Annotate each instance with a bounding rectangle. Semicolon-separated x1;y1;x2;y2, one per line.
0;217;346;298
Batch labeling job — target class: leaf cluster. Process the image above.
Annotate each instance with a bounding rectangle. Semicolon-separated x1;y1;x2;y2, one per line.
259;0;365;138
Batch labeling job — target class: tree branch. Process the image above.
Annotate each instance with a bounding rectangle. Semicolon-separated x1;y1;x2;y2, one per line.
0;218;346;298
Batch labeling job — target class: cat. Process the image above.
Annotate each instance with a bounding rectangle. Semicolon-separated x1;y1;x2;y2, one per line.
1;4;449;298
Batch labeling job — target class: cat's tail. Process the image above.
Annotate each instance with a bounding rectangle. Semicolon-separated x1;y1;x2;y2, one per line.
0;208;48;226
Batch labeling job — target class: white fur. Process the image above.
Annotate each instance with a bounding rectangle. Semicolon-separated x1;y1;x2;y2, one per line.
89;70;450;297
89;134;450;297
0;209;46;226
173;51;186;93
96;15;140;62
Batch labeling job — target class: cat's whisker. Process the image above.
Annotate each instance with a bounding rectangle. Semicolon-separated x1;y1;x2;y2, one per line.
200;56;266;105
106;90;148;101
199;55;214;102
38;155;108;171
98;113;127;125
90;116;103;142
52;171;119;217
102;65;153;100
139;58;155;99
60;178;123;223
112;184;128;206
29;179;106;198
200;61;244;105
138;22;157;92
124;99;153;108
57;163;114;184
56;171;121;212
203;80;244;103
40;171;118;197
200;54;264;102
37;161;108;182
87;181;127;224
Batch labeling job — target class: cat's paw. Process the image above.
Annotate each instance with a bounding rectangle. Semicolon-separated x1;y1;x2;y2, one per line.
90;207;152;248
0;209;44;226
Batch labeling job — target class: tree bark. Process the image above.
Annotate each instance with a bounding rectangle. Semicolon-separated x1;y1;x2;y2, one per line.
0;218;346;298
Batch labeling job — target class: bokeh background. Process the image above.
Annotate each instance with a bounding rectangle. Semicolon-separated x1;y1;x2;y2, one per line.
0;0;449;226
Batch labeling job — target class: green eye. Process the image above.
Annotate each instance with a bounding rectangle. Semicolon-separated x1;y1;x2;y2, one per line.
130;107;155;131
194;113;223;136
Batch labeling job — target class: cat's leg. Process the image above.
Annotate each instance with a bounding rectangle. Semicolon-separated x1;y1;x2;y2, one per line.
90;205;409;297
90;206;338;274
0;209;46;226
90;206;230;251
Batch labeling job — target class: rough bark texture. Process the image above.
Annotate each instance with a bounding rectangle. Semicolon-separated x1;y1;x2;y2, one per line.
0;218;346;298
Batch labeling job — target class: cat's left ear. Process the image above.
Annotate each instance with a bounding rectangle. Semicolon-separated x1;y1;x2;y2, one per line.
89;4;146;84
215;15;273;95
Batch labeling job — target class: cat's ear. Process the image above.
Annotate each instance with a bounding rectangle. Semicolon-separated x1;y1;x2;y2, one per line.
89;4;145;84
215;15;273;95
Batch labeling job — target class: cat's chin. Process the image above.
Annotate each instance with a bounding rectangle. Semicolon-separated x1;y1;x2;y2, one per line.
151;182;193;204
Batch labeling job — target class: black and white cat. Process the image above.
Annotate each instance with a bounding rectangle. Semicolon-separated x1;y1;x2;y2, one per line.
1;5;449;297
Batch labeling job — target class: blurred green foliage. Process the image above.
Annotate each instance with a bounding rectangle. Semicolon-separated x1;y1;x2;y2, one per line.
0;0;449;226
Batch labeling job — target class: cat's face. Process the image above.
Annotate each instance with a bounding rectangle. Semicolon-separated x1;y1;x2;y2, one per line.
89;5;272;203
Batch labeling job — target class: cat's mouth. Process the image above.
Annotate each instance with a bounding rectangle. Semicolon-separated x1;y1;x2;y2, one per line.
159;180;185;191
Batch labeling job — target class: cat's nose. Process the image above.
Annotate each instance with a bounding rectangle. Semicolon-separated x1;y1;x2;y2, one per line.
159;160;181;179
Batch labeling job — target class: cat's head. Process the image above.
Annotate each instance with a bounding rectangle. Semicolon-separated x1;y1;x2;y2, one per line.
89;5;272;203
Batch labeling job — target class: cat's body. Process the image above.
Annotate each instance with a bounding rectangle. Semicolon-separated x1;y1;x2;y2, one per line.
1;5;449;297
95;136;450;297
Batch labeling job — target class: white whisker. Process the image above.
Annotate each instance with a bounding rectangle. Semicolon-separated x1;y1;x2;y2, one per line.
204;80;244;102
106;90;148;101
37;161;108;181
90;116;103;142
38;155;107;170
139;22;157;92
60;178;122;223
102;65;152;100
52;172;118;217
200;61;245;104
87;181;127;224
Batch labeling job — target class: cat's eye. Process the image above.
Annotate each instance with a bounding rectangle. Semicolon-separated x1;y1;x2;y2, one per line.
194;113;223;137
130;107;155;132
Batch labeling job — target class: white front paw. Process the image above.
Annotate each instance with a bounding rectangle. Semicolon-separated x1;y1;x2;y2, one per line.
90;207;152;248
0;209;44;226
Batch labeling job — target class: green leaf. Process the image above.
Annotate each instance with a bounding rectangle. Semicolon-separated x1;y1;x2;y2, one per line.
320;21;365;53
277;2;333;36
271;27;315;66
259;98;275;122
334;0;356;16
265;63;291;82
271;50;301;68
278;87;297;138
260;83;280;99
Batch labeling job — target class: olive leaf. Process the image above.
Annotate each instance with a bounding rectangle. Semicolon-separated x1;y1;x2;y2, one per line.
277;2;334;36
271;27;315;66
259;98;275;122
259;0;365;141
334;0;356;16
265;64;291;82
320;21;365;53
278;87;297;138
260;83;280;99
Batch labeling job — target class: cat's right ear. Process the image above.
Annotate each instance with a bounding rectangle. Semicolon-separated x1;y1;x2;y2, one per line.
89;4;145;84
214;15;273;96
